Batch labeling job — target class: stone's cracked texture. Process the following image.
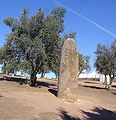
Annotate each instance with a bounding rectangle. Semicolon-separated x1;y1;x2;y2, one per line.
58;38;78;101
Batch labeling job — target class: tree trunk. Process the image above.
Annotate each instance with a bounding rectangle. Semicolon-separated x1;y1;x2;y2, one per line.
104;75;107;89
78;71;81;77
108;77;113;91
4;63;8;75
55;72;58;79
14;71;17;76
41;72;44;78
30;71;37;86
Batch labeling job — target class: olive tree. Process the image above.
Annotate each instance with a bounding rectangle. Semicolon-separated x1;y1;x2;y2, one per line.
3;7;66;86
94;41;116;90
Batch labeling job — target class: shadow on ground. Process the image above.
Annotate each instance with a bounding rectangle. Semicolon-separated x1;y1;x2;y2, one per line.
0;94;3;97
84;81;100;84
82;107;116;120
59;107;116;120
0;76;57;88
1;76;26;84
59;110;80;120
82;85;105;90
112;85;116;88
37;81;56;88
48;89;57;96
111;89;116;95
112;92;116;95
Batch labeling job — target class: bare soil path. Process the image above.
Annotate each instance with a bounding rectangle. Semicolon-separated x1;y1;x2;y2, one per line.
0;75;116;120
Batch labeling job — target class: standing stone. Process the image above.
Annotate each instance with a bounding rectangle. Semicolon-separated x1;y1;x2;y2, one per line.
57;38;78;101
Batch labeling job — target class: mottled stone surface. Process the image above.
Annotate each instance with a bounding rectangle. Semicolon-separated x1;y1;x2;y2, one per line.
58;38;78;101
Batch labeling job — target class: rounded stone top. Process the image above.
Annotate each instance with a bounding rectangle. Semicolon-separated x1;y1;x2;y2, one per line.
63;38;76;45
66;38;75;41
62;38;78;55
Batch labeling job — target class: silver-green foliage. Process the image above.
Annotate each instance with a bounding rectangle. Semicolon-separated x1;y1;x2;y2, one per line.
94;40;116;89
3;7;66;86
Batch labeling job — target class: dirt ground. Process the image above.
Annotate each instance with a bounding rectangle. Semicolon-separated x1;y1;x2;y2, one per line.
0;74;116;120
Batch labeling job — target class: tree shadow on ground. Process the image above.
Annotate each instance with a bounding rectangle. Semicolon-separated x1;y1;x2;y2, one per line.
112;85;116;88
82;107;116;120
84;81;100;84
59;107;116;120
82;85;105;90
36;81;56;88
0;76;57;88
0;77;4;80
59;109;80;120
1;76;26;84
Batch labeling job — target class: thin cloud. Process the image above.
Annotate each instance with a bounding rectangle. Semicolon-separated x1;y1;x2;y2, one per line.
52;0;116;38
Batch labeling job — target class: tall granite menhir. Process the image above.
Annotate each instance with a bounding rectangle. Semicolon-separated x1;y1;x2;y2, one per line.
58;38;78;101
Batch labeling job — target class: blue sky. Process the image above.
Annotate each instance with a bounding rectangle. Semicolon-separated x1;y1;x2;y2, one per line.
0;0;116;77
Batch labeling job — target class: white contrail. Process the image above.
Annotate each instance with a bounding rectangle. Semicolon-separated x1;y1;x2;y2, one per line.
52;0;116;38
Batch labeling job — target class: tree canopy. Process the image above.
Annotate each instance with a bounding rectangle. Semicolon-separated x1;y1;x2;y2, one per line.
94;40;116;89
78;53;90;76
0;39;18;74
1;7;91;86
3;7;66;86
